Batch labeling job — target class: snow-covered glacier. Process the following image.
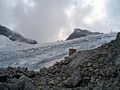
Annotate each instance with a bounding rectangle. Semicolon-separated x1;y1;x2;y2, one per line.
0;33;117;70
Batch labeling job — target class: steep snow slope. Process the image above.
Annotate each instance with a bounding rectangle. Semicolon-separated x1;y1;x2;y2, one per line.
0;33;117;70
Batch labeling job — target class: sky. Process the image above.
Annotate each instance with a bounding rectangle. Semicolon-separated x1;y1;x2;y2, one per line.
0;0;120;43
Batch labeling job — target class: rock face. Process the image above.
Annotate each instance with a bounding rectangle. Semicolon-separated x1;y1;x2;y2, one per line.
1;32;120;90
0;67;38;90
0;25;38;44
66;28;102;40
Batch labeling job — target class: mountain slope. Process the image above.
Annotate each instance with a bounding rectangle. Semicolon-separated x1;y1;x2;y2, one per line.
34;32;120;90
0;32;120;90
0;32;117;70
0;25;38;44
66;28;102;40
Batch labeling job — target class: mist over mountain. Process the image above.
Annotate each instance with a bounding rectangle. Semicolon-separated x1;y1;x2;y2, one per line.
0;25;38;44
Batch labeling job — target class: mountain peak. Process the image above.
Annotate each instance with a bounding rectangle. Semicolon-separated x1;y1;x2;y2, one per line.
0;25;38;44
66;28;102;40
74;28;82;32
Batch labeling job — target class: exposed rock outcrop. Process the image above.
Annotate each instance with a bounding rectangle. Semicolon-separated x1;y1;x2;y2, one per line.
66;28;102;40
0;25;38;44
0;67;38;90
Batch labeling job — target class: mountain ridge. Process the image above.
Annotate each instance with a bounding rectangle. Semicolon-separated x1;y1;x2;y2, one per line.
66;28;102;40
0;25;38;44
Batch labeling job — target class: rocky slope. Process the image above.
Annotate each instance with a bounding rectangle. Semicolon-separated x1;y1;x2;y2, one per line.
0;25;38;44
66;28;102;40
0;32;120;90
34;32;120;90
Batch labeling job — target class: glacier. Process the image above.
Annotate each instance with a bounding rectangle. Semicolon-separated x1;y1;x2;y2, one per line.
0;33;117;70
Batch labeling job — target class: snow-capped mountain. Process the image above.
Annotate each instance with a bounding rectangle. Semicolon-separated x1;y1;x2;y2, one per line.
0;25;38;44
66;28;102;40
0;32;117;70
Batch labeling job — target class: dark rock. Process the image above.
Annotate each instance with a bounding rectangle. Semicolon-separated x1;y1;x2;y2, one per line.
69;48;76;56
13;74;21;79
116;32;120;41
16;76;37;90
62;70;82;88
0;74;8;82
66;28;102;40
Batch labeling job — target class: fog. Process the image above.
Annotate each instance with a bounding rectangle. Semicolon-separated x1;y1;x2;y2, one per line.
0;0;120;43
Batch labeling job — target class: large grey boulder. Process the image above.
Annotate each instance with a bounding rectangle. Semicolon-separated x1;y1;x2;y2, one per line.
0;67;38;90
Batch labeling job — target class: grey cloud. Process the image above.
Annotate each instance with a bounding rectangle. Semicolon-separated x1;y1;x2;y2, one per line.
0;0;15;27
107;0;120;30
12;0;74;43
0;0;120;43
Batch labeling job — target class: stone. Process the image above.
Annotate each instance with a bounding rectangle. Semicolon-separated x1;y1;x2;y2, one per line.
69;48;76;56
0;74;8;82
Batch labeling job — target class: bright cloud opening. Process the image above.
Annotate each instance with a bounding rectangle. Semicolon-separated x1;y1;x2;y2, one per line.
83;16;94;25
58;28;66;41
91;0;108;20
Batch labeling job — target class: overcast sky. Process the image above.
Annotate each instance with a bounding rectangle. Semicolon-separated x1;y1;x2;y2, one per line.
0;0;120;43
